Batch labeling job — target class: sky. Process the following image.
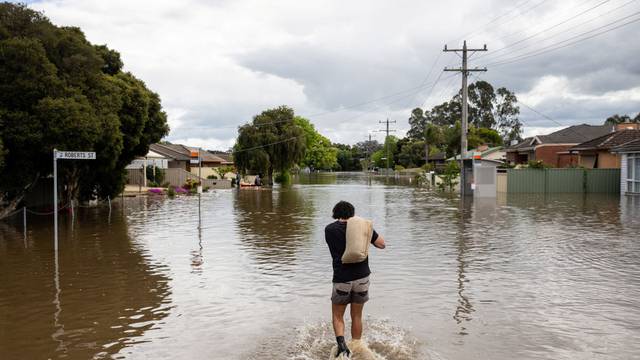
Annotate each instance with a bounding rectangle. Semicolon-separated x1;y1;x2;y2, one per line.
17;0;640;150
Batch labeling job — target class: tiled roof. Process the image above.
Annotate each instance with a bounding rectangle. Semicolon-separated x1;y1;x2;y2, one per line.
538;124;613;144
506;137;534;151
150;143;191;160
507;125;614;151
185;147;227;163
209;151;234;164
612;138;640;153
570;130;640;151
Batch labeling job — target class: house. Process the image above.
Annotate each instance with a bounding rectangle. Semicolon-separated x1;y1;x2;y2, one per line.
448;145;506;165
186;147;234;179
149;143;193;170
569;124;640;169
426;152;447;168
506;124;614;167
612;138;640;195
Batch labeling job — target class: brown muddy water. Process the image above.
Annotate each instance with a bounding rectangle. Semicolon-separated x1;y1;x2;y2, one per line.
1;172;640;359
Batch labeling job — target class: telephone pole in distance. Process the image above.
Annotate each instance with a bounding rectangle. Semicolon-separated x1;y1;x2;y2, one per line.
444;40;487;197
378;118;396;176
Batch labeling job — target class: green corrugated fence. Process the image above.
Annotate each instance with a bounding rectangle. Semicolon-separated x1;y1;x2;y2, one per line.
507;168;620;194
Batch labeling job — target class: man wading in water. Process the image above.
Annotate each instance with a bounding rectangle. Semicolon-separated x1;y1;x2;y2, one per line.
325;201;386;358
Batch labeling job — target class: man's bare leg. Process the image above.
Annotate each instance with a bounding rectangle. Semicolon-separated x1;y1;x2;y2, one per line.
350;302;364;340
332;303;348;337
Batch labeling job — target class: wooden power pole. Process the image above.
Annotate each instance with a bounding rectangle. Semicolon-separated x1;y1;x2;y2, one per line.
378;119;396;177
444;40;487;196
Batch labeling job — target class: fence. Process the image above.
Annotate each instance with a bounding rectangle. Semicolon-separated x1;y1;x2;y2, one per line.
507;168;620;194
126;168;231;189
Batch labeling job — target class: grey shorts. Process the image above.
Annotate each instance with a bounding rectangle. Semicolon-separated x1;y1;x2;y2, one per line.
331;276;370;305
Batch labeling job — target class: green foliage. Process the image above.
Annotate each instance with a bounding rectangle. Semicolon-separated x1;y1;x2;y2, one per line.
406;80;521;151
0;3;168;213
183;178;200;190
371;149;385;168
526;160;550;169
438;161;460;192
167;186;176;198
233;106;306;184
332;140;381;171
394;164;405;171
145;165;165;184
207;174;218;179
294;116;338;170
274;170;291;184
605;114;639;124
216;165;235;178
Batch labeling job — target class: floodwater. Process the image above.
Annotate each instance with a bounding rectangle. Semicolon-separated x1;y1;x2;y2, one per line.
1;173;640;360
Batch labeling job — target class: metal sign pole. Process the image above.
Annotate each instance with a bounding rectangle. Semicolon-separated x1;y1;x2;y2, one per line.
53;149;58;252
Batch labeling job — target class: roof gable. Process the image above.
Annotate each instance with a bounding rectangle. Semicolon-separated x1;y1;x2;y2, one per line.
571;130;640;151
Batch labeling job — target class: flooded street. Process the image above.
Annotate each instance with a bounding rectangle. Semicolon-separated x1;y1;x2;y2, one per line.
1;173;640;359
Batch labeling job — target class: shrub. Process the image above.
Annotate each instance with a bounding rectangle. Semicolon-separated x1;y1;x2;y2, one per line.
274;171;291;184
145;166;165;183
437;161;460;192
527;160;549;169
207;174;218;179
203;186;210;192
167;186;176;198
394;165;405;171
183;178;200;190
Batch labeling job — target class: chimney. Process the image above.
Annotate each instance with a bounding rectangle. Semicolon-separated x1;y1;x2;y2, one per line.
615;121;639;131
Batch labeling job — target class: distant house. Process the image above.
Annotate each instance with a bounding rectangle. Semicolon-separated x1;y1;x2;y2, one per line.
185;147;235;178
569;124;640;169
612;138;640;195
448;145;506;165
148;143;192;170
506;124;614;167
426;152;447;168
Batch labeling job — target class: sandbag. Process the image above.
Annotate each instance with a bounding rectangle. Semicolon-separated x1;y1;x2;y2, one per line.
341;216;373;264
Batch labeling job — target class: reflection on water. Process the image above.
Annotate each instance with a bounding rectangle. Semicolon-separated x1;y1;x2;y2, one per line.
0;207;171;359
1;172;640;360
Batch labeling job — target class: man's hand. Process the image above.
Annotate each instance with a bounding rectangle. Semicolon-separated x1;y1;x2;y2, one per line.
373;234;386;249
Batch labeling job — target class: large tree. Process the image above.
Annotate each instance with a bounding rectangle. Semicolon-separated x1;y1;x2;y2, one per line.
294;116;338;170
0;3;168;215
233;106;306;184
406;80;521;156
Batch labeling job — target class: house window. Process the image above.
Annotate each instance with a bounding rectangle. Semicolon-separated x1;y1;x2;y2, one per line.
628;154;640;194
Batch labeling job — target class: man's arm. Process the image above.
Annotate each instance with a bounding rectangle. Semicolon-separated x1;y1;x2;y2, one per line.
372;234;386;249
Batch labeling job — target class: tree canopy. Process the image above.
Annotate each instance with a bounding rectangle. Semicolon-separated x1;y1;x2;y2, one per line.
405;80;520;160
294;116;338;170
233;106;306;184
0;3;168;214
605;113;639;124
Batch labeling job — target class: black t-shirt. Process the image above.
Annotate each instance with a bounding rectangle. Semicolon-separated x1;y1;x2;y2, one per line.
325;220;379;283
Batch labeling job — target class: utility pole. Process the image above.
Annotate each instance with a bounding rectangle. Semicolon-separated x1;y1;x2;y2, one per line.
444;40;487;197
378;119;396;177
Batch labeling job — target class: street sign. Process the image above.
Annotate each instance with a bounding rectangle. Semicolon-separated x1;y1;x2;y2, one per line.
55;151;96;160
52;149;96;253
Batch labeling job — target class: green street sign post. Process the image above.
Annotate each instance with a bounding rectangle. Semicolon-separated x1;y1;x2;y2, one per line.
53;149;96;251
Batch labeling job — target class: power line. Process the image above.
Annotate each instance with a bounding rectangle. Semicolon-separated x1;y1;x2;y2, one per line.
452;0;536;43
469;73;599;142
232;136;301;154
476;0;617;62
488;11;640;67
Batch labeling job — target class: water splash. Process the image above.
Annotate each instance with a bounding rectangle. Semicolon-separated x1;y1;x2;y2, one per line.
284;318;424;360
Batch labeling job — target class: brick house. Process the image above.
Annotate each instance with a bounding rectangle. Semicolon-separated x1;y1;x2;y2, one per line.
569;123;640;169
506;124;614;167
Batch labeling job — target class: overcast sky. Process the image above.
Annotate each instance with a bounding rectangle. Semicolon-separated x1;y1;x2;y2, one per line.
21;0;640;149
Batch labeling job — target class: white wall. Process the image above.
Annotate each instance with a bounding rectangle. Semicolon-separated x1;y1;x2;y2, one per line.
621;154;628;194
